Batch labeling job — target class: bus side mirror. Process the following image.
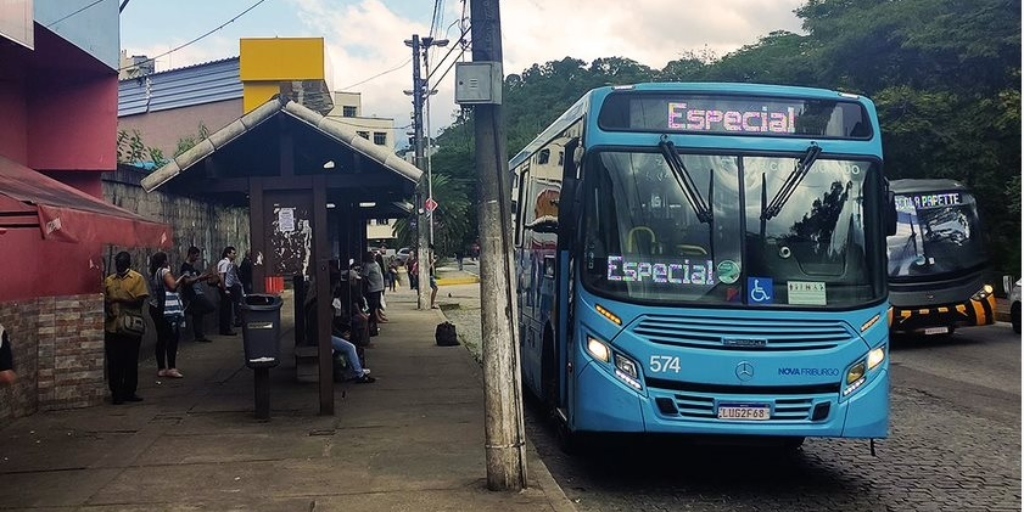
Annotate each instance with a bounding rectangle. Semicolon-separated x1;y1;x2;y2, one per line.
886;191;897;236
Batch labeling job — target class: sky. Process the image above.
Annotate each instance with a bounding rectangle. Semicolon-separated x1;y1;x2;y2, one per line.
120;0;807;139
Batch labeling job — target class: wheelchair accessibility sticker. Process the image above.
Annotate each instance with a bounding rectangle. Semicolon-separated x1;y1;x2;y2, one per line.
748;277;774;305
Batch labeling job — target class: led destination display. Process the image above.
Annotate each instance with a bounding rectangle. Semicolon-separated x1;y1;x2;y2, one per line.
598;93;871;139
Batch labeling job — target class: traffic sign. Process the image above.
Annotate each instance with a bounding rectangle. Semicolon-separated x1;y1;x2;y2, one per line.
425;198;439;212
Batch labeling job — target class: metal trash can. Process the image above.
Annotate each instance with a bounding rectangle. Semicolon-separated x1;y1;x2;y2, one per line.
241;294;284;369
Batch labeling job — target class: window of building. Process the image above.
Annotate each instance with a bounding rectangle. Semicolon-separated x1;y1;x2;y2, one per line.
373;132;387;146
357;131;370;140
343;106;357;117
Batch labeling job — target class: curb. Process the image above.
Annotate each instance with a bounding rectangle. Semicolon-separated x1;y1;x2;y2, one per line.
437;276;481;286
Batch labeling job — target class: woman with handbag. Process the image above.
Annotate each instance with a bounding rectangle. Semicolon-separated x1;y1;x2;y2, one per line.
149;252;187;379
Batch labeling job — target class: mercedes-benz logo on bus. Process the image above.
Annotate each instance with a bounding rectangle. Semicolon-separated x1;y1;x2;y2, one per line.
735;361;755;382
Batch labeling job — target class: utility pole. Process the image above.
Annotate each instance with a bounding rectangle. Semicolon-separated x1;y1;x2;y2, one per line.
404;34;431;310
468;0;528;491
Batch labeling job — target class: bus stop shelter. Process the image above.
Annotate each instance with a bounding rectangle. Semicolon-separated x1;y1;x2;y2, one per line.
141;95;422;414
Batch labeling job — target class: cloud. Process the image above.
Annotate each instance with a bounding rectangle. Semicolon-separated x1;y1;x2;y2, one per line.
295;0;807;136
122;0;807;137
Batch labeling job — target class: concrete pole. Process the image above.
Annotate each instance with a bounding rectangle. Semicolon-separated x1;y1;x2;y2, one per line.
470;0;528;491
405;34;431;310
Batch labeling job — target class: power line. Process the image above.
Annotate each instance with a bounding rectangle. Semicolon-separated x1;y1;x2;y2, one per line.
118;0;269;72
425;25;471;84
46;0;106;28
338;58;412;90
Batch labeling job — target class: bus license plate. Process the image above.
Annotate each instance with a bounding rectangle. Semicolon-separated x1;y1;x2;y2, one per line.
718;405;771;421
924;327;949;335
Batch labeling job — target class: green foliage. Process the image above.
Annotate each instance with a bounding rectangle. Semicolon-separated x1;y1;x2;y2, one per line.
116;129;167;166
425;0;1020;276
175;122;211;157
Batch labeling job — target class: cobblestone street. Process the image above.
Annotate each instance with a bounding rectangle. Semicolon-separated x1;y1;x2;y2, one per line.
436;270;1021;512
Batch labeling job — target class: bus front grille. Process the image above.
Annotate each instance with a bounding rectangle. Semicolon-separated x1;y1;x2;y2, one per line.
673;394;817;421
633;315;853;351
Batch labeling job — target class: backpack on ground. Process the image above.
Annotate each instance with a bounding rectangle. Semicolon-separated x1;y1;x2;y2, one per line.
435;321;459;346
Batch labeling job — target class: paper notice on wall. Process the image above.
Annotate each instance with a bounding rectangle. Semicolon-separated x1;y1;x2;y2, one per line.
787;281;827;305
278;208;295;233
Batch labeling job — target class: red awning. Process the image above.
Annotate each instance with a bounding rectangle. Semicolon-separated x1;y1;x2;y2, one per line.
0;155;172;248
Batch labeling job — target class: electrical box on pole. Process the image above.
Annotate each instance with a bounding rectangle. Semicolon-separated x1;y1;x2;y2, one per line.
455;62;503;105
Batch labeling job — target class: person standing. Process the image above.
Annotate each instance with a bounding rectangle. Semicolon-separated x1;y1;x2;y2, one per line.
149;252;187;379
0;323;17;385
238;250;254;295
217;246;242;335
180;247;214;342
103;251;149;404
362;251;386;325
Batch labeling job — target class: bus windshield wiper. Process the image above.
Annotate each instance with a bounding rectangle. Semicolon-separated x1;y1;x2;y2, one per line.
658;136;712;224
761;143;822;221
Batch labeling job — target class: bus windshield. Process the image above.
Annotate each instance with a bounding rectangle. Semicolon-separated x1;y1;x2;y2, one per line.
581;150;884;308
888;191;987;279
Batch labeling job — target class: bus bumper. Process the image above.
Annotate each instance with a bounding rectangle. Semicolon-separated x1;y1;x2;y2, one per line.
573;363;889;439
891;294;997;334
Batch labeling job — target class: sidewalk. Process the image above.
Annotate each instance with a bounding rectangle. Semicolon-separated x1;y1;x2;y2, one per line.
0;286;575;511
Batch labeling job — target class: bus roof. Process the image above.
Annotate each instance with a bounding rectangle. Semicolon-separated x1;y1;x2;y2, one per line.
509;82;876;170
890;179;970;195
594;82;866;101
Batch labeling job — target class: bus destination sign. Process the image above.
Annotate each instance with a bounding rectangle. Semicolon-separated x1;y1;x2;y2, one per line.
598;93;871;139
668;102;797;134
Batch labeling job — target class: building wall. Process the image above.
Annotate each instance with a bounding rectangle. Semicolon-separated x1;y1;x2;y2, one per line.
117;99;244;160
0;70;29;163
326;91;397;151
28;76;118;173
0;294;108;427
240;38;331;114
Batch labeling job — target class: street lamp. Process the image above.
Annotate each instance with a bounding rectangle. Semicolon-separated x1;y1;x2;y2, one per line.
421;37;448;249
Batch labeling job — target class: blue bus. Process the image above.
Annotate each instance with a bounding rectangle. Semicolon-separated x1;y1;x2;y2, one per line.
511;83;894;449
887;179;996;336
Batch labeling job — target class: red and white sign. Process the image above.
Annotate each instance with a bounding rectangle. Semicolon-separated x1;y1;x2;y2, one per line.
425;198;438;212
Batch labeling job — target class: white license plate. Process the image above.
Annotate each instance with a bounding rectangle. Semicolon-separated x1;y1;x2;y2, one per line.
924;326;949;335
717;405;771;421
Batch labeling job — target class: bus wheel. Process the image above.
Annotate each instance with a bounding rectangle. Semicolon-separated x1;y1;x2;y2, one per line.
557;422;580;455
1012;303;1021;334
542;327;558;409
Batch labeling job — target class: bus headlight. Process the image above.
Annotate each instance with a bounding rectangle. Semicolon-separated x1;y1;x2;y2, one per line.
867;347;885;370
615;354;639;379
846;362;866;385
614;353;643;390
844;361;867;396
587;337;611;363
972;285;994;301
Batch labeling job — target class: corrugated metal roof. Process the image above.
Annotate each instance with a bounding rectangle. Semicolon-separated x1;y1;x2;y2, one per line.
118;57;243;117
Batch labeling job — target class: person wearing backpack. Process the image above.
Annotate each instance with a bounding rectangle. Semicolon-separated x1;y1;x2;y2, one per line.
180;246;215;342
149;252;187;379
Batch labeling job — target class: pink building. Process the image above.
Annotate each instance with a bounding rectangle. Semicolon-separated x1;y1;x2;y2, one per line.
0;1;171;422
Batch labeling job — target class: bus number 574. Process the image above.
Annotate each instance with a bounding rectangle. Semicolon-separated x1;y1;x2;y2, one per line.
650;356;681;373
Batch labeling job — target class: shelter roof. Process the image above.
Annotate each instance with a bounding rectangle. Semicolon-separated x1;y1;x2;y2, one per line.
141;96;422;200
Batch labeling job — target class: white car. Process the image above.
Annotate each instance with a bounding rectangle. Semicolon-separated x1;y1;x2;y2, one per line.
1011;279;1021;334
395;247;413;265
